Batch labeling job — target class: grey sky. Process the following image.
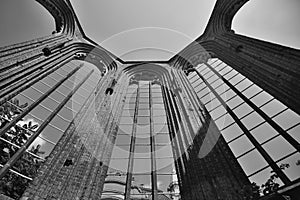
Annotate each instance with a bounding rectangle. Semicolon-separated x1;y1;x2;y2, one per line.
70;0;215;60
0;0;54;47
71;0;300;60
0;0;299;60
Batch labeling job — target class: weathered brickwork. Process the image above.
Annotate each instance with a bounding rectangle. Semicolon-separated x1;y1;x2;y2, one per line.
167;69;250;200
20;71;127;199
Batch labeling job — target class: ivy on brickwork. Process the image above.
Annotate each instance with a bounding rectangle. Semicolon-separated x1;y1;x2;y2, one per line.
0;99;44;199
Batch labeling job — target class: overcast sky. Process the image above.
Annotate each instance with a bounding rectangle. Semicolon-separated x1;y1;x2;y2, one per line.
0;0;299;60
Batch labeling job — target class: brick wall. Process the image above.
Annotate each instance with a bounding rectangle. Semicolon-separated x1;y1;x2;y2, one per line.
21;72;127;199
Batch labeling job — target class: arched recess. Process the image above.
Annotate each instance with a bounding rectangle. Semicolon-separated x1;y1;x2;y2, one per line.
232;0;300;49
101;64;181;200
0;0;55;47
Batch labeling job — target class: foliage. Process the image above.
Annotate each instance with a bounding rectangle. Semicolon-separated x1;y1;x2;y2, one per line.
261;163;290;196
0;99;44;199
242;162;296;199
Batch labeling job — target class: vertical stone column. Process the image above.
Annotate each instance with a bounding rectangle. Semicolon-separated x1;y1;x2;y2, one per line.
166;68;250;200
20;70;126;200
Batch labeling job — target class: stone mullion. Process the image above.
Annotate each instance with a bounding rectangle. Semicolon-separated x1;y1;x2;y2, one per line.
172;71;201;148
86;77;129;199
164;73;192;160
160;82;185;199
165;74;201;196
208;39;300;115
162;76;190;163
79;74;127;199
149;82;158;200
175;69;221;199
124;84;140;200
173;69;205;138
170;70;195;145
177;70;206;126
174;70;207;199
161;76;193;200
